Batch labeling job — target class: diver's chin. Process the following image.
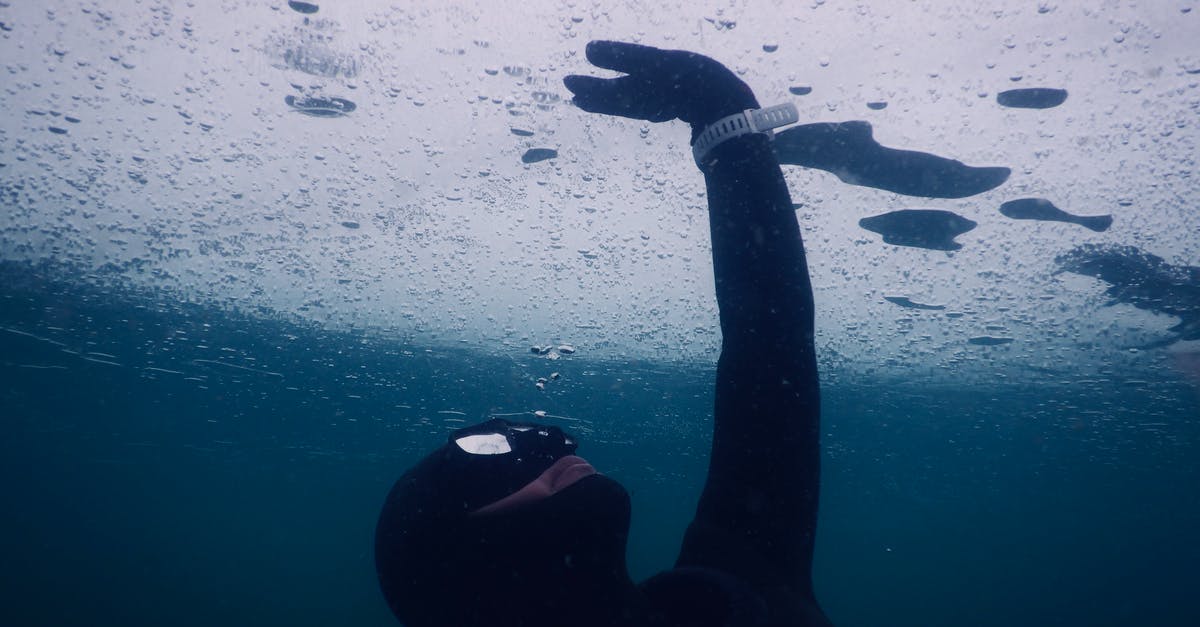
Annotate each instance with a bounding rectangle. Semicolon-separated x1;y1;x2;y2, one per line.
546;472;632;541
496;471;632;540
554;472;629;509
464;471;632;557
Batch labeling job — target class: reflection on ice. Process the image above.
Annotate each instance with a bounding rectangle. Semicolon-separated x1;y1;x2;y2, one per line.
287;1;319;15
968;336;1015;346
774;121;1010;199
883;296;946;311
285;95;357;117
1057;245;1200;348
858;209;978;251
996;88;1068;109
521;148;558;164
999;198;1112;232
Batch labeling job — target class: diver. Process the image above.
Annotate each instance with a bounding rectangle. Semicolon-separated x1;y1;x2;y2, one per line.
375;40;832;627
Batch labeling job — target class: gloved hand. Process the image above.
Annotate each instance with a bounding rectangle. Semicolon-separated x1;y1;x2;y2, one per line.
563;41;759;143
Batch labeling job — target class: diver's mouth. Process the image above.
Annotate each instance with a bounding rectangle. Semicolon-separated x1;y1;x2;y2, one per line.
472;455;597;515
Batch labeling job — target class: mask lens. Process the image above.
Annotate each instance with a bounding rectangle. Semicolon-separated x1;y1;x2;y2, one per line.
454;432;512;455
450;419;578;458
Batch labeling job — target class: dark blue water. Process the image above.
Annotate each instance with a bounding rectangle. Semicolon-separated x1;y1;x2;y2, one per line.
3;262;1198;627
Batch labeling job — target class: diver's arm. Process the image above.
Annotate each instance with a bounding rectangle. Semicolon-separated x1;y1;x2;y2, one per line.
564;40;827;622
675;130;826;618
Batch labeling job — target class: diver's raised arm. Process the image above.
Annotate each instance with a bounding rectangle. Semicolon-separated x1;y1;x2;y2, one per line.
565;41;828;624
687;125;827;625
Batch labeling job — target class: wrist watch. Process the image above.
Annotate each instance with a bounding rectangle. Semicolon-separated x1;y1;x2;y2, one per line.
692;103;800;165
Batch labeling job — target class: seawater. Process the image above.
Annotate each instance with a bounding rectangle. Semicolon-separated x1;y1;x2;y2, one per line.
2;263;1197;627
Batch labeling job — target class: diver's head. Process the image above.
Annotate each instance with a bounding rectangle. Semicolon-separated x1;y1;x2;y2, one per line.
375;418;637;627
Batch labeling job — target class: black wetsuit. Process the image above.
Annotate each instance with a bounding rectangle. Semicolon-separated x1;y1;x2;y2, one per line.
639;133;829;627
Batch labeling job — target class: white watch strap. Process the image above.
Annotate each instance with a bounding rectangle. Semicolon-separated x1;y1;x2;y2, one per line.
692;103;800;164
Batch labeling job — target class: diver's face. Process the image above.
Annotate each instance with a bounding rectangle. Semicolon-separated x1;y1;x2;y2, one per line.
462;434;633;580
376;421;637;627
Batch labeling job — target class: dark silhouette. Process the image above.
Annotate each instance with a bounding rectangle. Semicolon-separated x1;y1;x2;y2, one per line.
774;121;1010;198
999;198;1112;232
859;209;978;251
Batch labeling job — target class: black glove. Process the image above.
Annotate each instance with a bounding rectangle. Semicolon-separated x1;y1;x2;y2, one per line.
563;41;759;143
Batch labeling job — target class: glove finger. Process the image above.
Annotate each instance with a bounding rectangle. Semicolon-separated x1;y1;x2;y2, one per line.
563;75;673;121
562;75;611;111
584;40;667;75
